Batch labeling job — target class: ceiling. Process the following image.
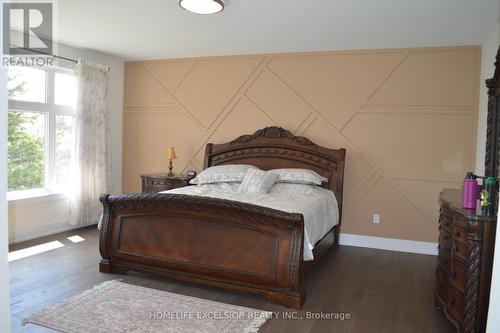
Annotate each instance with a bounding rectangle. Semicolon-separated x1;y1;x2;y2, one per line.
56;0;500;60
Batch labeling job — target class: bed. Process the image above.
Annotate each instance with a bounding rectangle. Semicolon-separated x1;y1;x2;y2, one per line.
98;126;345;308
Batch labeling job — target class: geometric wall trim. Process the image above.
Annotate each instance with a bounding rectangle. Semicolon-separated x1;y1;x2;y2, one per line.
123;46;480;242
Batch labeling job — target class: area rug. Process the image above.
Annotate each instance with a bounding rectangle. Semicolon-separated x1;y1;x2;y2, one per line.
23;280;272;333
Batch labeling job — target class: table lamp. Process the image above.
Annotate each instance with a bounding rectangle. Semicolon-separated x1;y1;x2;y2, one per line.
167;147;177;177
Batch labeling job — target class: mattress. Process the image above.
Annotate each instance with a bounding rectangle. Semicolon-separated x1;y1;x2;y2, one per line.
163;182;339;261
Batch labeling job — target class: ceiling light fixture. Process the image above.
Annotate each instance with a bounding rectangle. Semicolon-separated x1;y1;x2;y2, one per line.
179;0;224;15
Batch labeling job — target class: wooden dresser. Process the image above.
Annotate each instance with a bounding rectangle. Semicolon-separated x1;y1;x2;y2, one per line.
435;189;496;333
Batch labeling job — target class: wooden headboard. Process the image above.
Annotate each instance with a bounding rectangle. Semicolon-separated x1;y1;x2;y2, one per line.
204;126;346;215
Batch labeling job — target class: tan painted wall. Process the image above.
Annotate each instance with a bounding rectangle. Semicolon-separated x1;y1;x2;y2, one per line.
123;46;480;243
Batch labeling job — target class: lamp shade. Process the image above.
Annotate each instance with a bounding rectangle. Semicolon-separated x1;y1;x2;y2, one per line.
167;147;177;160
179;0;224;15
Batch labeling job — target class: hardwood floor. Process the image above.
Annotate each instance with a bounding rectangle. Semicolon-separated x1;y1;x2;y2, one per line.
9;226;453;333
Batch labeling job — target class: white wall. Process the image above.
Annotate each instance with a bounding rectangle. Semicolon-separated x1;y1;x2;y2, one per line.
0;3;12;332
7;42;124;243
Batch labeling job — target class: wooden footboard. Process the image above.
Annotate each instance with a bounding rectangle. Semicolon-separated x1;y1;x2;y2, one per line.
99;193;305;308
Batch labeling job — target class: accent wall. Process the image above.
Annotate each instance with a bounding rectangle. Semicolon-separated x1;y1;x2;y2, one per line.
122;46;480;243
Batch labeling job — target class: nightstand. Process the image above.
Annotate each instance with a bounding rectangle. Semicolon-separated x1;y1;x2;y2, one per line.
140;173;188;193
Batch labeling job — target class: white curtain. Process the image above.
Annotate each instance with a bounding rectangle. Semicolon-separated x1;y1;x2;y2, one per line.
70;60;111;226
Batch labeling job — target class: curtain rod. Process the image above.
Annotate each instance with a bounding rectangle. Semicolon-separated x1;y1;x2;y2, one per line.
9;45;77;63
8;45;111;71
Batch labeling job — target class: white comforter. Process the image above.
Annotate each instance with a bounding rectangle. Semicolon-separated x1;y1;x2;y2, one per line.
163;183;339;261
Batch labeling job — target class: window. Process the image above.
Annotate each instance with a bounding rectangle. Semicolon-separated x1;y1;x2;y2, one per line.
7;66;77;196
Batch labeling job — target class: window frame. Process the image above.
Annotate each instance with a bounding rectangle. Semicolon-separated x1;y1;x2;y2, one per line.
7;64;76;199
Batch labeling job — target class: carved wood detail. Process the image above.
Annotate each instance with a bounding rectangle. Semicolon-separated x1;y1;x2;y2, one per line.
98;194;111;261
100;193;304;228
463;239;482;333
230;126;318;147
484;46;500;177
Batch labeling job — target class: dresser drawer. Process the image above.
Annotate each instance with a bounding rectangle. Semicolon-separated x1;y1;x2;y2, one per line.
452;239;468;261
439;226;452;249
446;285;465;324
453;214;468;230
143;186;166;193
435;267;449;301
439;210;453;230
141;174;187;193
450;260;466;292
452;226;468;244
146;179;168;187
143;181;172;192
437;244;451;273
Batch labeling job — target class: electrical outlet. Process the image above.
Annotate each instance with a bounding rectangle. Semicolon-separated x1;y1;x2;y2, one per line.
373;214;380;224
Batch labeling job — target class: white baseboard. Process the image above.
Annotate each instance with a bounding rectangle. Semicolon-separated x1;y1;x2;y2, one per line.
8;219;95;244
339;233;438;255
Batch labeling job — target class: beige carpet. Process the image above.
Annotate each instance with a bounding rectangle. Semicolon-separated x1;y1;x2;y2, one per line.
23;280;272;333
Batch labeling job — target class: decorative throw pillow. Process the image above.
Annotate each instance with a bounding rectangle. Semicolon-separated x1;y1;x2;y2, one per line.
189;164;257;185
271;168;328;185
238;169;279;194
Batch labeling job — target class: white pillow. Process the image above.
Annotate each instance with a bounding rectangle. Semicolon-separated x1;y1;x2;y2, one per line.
238;169;278;194
190;164;257;185
271;168;328;186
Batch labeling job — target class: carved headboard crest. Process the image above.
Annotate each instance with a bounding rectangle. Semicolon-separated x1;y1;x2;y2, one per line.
230;126;318;147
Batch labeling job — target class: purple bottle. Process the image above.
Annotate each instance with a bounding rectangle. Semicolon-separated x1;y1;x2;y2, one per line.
463;172;478;209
